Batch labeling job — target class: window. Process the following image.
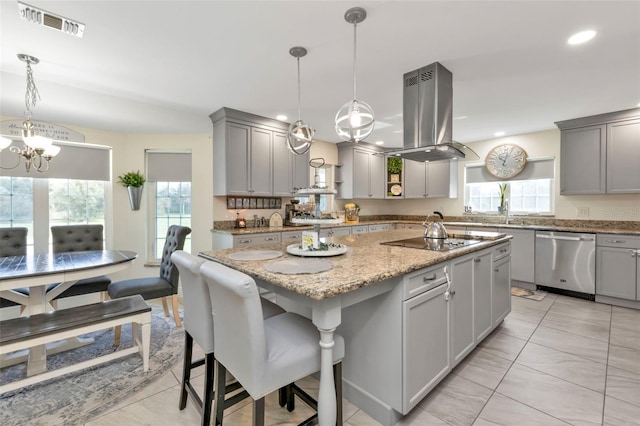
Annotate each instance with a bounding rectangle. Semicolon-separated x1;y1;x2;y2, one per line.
295;165;334;213
147;151;192;261
49;179;106;227
0;177;34;249
464;158;555;214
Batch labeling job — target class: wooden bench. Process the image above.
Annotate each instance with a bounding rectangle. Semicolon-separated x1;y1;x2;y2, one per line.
0;294;151;394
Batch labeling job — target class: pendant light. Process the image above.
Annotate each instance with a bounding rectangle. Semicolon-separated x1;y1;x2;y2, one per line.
335;7;375;142
286;46;314;155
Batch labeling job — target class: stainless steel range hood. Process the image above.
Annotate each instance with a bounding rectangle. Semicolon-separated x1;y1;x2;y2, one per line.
391;62;478;162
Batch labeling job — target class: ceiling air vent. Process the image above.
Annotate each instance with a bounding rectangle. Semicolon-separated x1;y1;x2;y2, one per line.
18;2;85;38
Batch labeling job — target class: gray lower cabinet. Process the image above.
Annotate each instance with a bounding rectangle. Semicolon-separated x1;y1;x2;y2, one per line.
473;251;493;343
492;246;512;326
281;230;304;244
233;232;280;248
497;228;535;283
596;234;640;300
319;226;351;238
449;253;475;366
402;278;450;413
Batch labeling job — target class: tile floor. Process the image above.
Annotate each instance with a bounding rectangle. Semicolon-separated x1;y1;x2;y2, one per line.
85;293;640;425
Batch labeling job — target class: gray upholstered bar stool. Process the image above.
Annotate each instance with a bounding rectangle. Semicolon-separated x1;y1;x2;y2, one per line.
201;260;344;426
108;225;191;346
0;227;29;309
172;251;288;426
50;224;111;299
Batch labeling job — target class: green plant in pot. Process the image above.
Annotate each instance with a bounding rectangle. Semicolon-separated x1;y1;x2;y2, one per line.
387;156;402;182
497;183;507;213
118;170;146;210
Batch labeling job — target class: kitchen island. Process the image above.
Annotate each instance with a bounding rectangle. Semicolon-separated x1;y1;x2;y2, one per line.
199;229;512;425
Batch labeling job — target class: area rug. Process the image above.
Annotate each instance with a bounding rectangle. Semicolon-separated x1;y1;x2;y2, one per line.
511;286;548;301
0;305;183;426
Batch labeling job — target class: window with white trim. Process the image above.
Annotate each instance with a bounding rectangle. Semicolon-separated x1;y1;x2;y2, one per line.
464;158;555;215
146;151;192;261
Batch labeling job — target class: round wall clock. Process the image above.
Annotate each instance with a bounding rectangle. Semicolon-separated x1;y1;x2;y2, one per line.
485;144;528;179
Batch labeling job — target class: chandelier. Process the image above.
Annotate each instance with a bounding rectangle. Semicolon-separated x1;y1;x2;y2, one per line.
0;54;60;172
335;7;375;143
286;46;314;155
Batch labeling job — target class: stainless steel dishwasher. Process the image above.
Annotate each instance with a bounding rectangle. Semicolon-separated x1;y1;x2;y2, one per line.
535;231;596;294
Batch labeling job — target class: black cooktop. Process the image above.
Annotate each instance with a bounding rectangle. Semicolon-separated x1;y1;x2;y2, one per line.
381;237;482;252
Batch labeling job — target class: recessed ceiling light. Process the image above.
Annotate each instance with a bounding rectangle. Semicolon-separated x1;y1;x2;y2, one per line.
568;30;596;45
375;140;384;145
494;131;506;137
276;114;287;121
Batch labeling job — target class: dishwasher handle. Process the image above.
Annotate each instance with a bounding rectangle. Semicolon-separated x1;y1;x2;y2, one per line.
536;234;594;242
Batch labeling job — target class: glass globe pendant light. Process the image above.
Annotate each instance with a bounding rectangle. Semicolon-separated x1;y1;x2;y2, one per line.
335;7;375;142
286;46;314;155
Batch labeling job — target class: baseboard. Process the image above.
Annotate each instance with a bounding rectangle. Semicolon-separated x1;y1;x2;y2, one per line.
595;295;640;310
342;377;404;426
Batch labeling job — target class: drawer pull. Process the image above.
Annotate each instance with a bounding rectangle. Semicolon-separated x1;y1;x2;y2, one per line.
264;237;277;241
499;248;508;253
494;268;499;272
474;258;481;263
239;239;252;243
423;274;437;282
629;249;637;257
607;239;626;244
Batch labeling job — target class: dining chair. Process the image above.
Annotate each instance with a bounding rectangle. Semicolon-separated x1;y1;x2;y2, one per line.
171;251;289;426
50;224;111;300
200;260;344;426
0;227;29;309
108;225;191;345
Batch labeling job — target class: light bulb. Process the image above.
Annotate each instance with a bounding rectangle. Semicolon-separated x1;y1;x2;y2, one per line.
24;135;52;151
43;144;61;158
350;107;362;127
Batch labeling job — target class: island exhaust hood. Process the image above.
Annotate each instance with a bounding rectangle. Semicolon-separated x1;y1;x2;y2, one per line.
391;62;478;162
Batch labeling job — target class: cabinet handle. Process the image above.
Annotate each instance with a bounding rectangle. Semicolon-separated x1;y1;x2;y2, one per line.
499;248;508;253
629;249;637;257
607;239;626;244
474;258;481;263
264;237;277;241
239;239;252;243
423;274;437;282
494;268;499;272
450;290;456;297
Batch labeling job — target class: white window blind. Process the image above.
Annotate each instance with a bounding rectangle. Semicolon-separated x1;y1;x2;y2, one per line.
465;157;555;183
0;140;111;181
146;151;192;182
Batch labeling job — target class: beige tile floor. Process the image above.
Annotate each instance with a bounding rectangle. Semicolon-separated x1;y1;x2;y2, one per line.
84;293;640;425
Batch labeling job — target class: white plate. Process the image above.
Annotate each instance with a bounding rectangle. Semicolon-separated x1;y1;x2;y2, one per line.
227;250;284;261
286;243;348;257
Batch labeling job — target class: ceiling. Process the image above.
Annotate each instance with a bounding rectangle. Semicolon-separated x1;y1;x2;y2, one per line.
1;1;639;148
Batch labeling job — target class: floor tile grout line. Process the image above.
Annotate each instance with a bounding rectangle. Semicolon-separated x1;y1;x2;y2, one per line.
492;390;574;426
601;304;613;426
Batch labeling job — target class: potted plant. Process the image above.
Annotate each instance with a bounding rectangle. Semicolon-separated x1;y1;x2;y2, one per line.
387;157;402;183
497;183;507;213
118;170;146;210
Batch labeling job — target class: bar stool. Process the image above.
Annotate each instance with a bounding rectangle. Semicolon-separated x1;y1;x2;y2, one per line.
171;251;288;426
200;260;344;426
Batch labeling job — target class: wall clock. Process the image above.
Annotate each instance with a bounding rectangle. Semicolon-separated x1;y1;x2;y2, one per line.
485;144;528;179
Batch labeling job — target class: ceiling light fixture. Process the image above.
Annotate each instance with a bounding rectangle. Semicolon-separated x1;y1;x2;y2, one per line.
335;7;375;143
0;54;60;172
276;114;288;121
286;46;314;155
568;30;596;45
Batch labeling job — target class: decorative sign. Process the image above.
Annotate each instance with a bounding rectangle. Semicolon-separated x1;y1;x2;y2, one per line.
0;120;85;143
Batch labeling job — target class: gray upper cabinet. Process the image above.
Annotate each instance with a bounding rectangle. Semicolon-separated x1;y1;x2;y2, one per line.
211;107;308;196
403;159;428;198
606;119;640;194
401;159;458;199
337;142;385;199
556;108;640;195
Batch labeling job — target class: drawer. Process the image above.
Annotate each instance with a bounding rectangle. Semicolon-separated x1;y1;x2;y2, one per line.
368;223;391;233
404;264;448;301
281;231;303;242
319;227;351;238
597;234;640;249
352;225;369;235
233;233;281;248
493;242;511;261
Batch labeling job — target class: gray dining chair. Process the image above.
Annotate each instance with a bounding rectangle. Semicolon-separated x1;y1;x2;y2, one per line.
108;225;191;345
200;260;344;426
0;227;29;309
50;224;111;300
171;251;288;426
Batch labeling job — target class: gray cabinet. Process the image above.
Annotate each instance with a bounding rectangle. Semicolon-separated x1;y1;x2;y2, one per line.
403;159;458;199
473;251;493;343
556;108;640;195
497;228;535;283
337;142;385;199
492;245;512;326
211;107;308;196
232;232;281;248
402;279;450;413
319;226;351;238
596;234;640;300
606;119;640;194
449;254;475;366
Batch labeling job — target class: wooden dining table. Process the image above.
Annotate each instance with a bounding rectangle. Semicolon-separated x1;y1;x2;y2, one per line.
0;249;137;376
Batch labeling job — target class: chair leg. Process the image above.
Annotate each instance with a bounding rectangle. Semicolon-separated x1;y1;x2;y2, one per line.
286;383;295;412
202;353;215;426
161;297;170;317
278;386;287;407
334;362;343;426
253;397;265;426
171;294;182;327
214;361;227;426
113;325;122;347
179;332;193;410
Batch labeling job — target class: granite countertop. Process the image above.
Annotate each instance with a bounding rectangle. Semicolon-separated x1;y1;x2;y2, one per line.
199;229;511;301
442;221;640;235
